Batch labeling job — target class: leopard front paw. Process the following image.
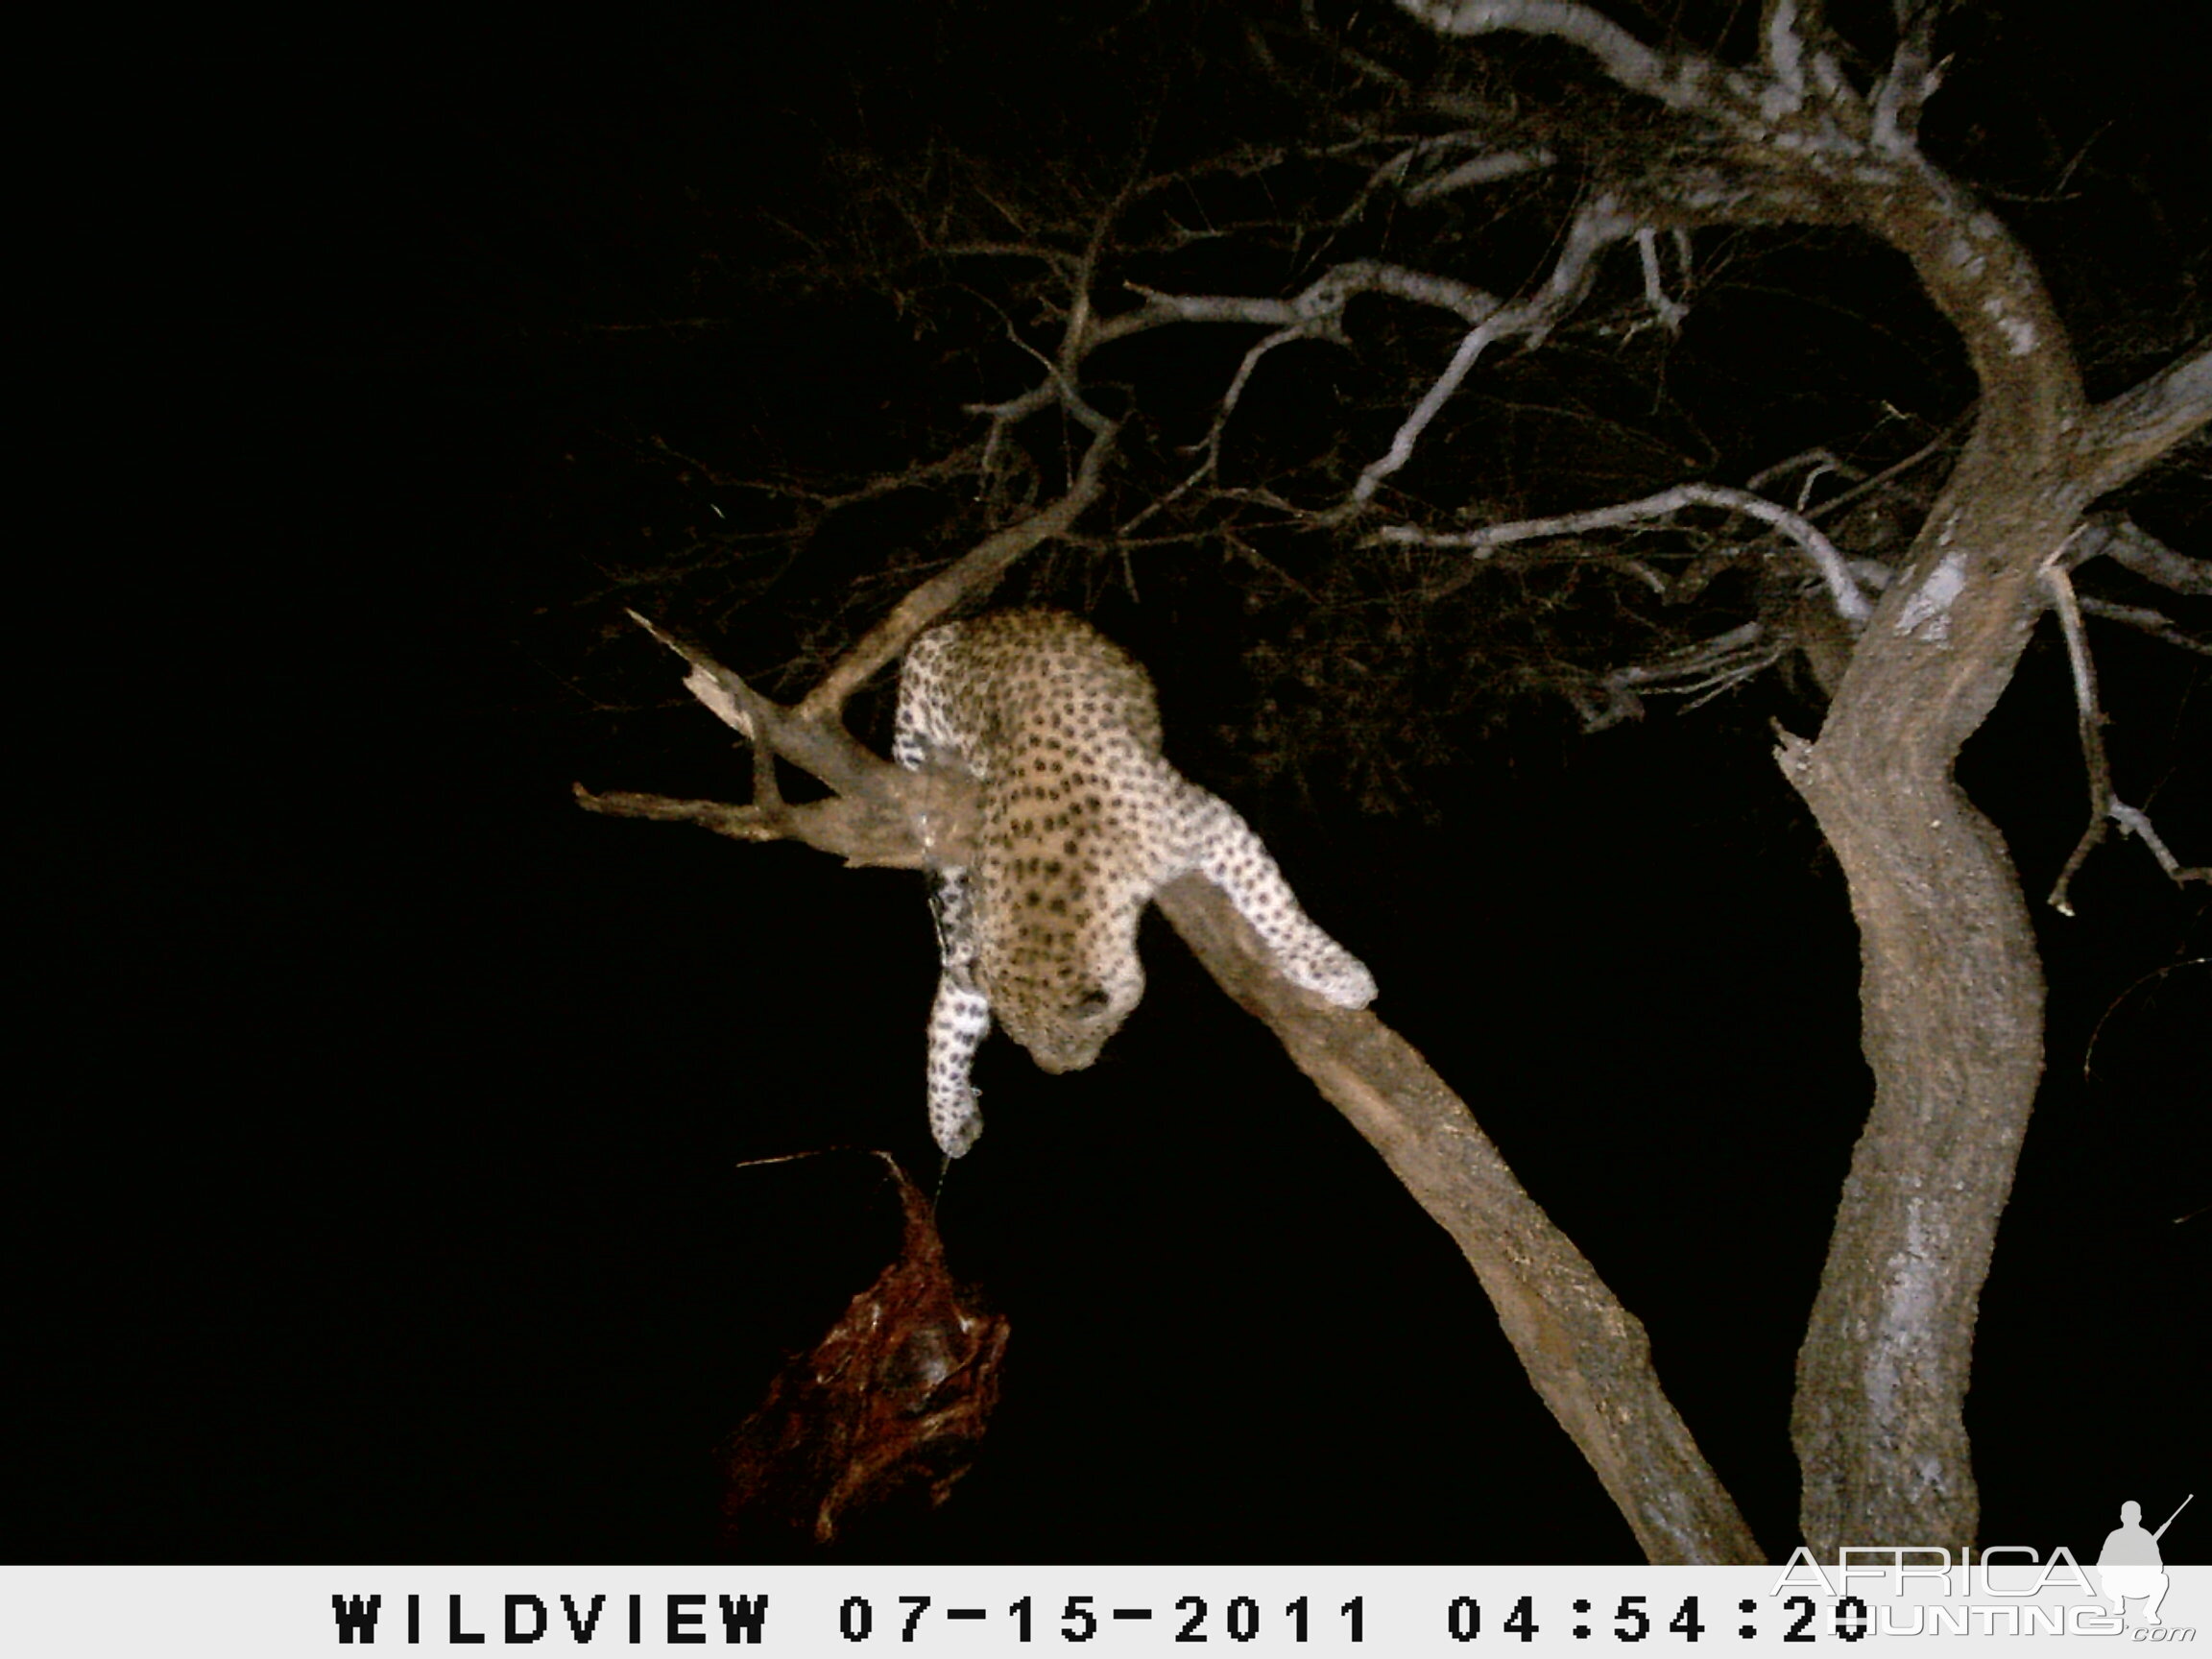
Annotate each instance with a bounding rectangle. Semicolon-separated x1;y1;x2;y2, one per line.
1285;941;1377;1009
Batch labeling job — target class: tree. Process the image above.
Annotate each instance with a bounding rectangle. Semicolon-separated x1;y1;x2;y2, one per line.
577;0;2207;1559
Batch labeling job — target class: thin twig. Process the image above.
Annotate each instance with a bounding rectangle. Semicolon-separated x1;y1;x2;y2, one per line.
1350;196;1639;503
2109;805;2212;889
2077;595;2212;656
1802;419;1965;523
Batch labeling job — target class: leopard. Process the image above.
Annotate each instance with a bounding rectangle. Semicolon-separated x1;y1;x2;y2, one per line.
892;607;1377;1158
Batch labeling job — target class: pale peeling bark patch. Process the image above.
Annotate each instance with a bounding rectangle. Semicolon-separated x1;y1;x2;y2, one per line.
1869;1195;1938;1427
1982;296;2038;357
1891;549;1969;641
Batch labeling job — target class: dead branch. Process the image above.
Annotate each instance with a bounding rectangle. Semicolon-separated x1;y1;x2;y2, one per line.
575;605;976;867
2042;564;2210;914
1634;227;1689;331
571;781;969;870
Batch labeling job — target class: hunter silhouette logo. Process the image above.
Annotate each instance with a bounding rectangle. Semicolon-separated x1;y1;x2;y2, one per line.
2098;1494;2192;1627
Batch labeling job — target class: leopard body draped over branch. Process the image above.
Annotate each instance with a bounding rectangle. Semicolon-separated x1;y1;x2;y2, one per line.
893;609;1377;1157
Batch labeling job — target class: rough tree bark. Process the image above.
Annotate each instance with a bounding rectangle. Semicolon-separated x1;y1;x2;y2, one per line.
1770;197;2083;1556
1156;877;1761;1563
1778;336;2208;1553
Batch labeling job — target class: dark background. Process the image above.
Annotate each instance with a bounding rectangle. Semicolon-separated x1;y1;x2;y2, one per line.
27;2;2205;1565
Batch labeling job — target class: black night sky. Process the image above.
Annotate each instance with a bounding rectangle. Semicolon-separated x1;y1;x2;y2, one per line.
29;2;2206;1567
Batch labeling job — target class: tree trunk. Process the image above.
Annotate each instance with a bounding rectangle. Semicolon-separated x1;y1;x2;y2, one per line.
1779;446;2080;1552
1767;138;2109;1551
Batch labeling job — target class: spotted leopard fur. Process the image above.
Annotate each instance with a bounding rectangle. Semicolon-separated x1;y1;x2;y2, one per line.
893;608;1377;1157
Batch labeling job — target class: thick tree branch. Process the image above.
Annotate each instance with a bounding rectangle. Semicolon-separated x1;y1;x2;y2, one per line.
1155;877;1763;1564
624;610;886;799
2074;341;2212;499
571;781;972;870
577;613;975;870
